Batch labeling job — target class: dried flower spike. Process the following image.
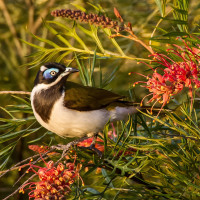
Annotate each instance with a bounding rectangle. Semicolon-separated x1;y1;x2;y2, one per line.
51;9;125;32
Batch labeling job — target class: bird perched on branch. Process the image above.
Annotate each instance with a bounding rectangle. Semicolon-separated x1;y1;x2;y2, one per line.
31;62;141;148
31;62;161;188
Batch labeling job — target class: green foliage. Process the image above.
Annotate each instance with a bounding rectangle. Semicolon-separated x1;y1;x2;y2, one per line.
1;0;200;200
0;96;36;169
65;109;200;199
22;19;146;68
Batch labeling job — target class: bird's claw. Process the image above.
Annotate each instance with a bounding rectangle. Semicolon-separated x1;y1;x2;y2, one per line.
79;144;103;158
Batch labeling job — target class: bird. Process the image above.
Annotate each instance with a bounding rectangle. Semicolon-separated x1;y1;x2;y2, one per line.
30;63;162;189
31;62;140;146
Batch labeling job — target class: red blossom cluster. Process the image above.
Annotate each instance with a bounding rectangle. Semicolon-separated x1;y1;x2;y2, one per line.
29;145;49;154
20;160;81;200
77;137;104;152
132;42;200;114
78;133;136;157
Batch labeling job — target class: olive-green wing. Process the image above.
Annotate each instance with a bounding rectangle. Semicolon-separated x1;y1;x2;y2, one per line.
64;81;125;111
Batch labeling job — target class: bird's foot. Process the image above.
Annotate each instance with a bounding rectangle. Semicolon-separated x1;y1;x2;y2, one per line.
51;135;102;157
79;143;103;158
51;136;89;151
79;133;102;157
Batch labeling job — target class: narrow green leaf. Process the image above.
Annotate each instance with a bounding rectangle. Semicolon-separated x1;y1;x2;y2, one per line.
30;33;59;48
0;129;26;143
103;122;109;156
163;32;189;37
90;25;105;54
154;0;163;16
48;21;89;51
44;21;72;47
11;95;31;106
75;54;87;85
70;3;86;12
84;187;100;195
101;168;114;188
27;130;49;143
0;141;17;157
103;28;125;56
87;3;100;11
56;51;72;62
0;156;11;170
172;6;188;15
0;107;15;119
20;39;46;51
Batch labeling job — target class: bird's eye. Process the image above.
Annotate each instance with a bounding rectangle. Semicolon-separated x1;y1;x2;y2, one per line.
43;68;59;79
50;71;57;76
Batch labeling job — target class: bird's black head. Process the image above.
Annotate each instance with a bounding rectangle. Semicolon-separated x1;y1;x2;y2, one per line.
34;62;79;86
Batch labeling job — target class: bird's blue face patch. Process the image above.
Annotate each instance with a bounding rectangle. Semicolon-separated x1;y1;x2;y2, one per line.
43;68;59;79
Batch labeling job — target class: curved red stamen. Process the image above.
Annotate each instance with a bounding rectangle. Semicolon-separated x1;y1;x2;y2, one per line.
140;93;153;106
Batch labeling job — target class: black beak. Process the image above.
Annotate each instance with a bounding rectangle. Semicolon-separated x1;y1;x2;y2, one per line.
61;67;79;77
64;67;79;73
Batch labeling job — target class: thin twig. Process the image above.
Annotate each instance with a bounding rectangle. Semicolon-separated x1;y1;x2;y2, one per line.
13;155;49;187
0;91;31;95
0;154;41;178
111;33;154;54
13;149;53;187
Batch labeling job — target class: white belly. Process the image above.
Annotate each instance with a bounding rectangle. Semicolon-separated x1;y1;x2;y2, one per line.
50;99;111;137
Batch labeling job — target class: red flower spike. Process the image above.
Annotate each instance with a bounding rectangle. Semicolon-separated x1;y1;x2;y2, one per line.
77;137;104;152
46;161;54;169
133;41;200;115
29;145;49;154
57;163;64;172
20;160;81;199
66;163;74;170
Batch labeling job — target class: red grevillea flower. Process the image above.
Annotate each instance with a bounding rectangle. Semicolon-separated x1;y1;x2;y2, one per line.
28;145;49;154
19;159;82;200
77;137;104;152
78;124;117;152
132;42;200;115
